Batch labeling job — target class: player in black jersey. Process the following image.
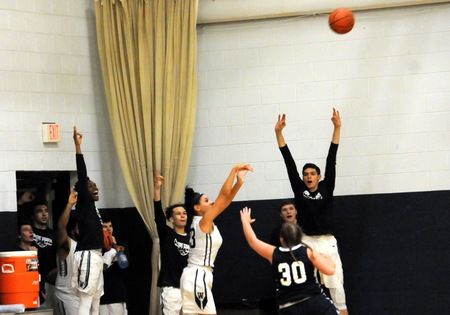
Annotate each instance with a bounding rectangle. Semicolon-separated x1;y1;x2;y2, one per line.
154;172;190;315
240;207;339;315
31;203;57;306
73;127;105;315
275;109;348;314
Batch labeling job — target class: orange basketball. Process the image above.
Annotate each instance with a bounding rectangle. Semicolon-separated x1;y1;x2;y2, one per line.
329;8;355;34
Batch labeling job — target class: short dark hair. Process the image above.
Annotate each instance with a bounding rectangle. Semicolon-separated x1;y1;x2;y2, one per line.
278;200;296;213
302;163;321;175
101;213;112;224
17;220;33;234
165;204;186;220
32;203;48;215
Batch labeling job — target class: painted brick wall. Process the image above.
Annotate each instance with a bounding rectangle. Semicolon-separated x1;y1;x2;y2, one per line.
189;3;450;201
1;2;449;212
0;0;132;211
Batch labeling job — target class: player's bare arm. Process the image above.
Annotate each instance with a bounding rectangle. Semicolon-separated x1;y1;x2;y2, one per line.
200;164;253;233
153;172;164;202
307;247;336;276
56;189;77;259
240;207;275;263
331;108;341;144
73;126;83;154
275;113;287;148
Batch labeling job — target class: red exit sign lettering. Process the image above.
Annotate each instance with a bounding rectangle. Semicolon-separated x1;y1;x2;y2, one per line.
42;123;60;143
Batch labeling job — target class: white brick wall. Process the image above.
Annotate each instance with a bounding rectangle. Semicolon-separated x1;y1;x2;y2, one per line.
0;0;132;211
189;4;450;201
2;2;449;212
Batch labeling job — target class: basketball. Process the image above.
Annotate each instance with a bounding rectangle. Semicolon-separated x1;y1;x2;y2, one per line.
329;8;355;34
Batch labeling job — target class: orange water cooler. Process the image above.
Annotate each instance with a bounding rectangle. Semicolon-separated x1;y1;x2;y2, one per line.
0;251;40;309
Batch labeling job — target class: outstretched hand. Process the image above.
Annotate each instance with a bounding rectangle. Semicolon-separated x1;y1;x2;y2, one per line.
331;108;341;128
68;188;77;206
234;163;254;172
18;191;36;205
154;172;164;190
73;126;83;146
275;114;286;133
234;164;254;184
240;207;255;225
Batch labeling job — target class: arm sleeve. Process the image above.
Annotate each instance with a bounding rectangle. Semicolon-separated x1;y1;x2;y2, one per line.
154;200;167;237
76;153;88;180
75;154;89;214
279;145;307;196
324;143;338;194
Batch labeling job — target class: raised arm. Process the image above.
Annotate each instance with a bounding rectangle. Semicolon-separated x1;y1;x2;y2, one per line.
307;247;336;276
275;114;287;148
275;115;306;195
73;126;87;180
73;126;82;154
331;107;341;145
73;126;91;209
56;189;77;259
200;164;253;232
153;172;167;235
324;108;341;193
240;207;275;263
153;172;163;203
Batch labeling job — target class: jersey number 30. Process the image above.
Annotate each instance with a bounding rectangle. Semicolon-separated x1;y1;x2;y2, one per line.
278;261;307;286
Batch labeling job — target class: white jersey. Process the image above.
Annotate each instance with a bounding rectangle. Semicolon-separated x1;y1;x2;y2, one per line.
55;238;78;297
187;216;223;268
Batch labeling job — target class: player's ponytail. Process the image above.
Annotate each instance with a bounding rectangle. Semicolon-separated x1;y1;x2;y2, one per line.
280;222;304;262
184;186;203;215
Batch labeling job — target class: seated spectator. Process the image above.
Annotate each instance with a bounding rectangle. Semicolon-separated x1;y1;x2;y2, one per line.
17;221;37;251
100;216;128;315
32;203;57;308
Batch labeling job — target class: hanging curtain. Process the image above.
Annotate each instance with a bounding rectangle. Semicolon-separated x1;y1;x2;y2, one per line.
94;0;198;314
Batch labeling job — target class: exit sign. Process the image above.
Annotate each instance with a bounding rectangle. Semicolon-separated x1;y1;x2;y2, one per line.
42;123;60;143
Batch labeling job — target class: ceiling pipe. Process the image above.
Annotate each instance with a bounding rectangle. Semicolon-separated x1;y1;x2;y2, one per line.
197;0;450;24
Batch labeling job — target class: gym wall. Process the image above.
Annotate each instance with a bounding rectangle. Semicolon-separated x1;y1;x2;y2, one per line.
189;3;450;314
189;3;450;201
0;2;449;314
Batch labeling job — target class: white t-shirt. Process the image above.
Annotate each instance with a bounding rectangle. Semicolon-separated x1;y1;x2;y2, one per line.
55;238;78;297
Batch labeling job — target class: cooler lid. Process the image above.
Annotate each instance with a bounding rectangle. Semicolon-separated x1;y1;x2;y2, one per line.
0;251;37;257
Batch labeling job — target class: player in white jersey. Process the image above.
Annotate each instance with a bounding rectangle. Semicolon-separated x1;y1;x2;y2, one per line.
55;189;80;315
181;163;253;315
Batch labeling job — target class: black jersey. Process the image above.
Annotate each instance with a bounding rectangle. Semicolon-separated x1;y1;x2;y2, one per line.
100;253;128;305
33;227;56;283
272;244;321;305
154;200;190;288
270;224;282;247
279;143;338;235
74;154;103;251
